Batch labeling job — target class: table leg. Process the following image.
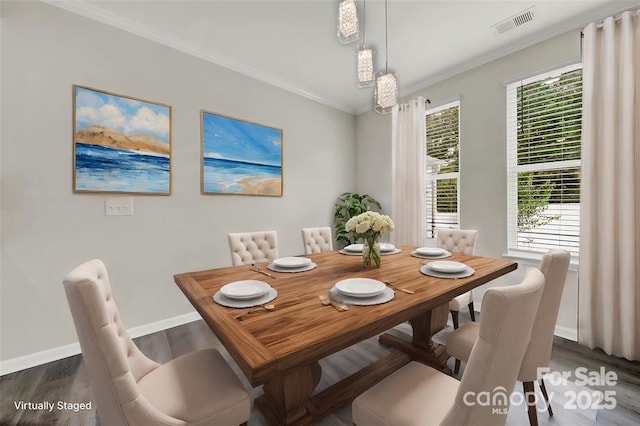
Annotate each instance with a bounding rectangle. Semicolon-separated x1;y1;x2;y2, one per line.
378;302;452;373
255;361;322;426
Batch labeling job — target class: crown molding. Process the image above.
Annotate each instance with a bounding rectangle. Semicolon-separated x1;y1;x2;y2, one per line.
40;1;640;117
40;0;356;115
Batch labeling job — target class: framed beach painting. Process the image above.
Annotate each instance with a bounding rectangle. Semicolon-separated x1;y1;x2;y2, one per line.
73;85;172;195
201;111;283;196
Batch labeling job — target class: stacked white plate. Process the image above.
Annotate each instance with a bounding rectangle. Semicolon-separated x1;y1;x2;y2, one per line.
424;261;467;274
267;257;316;273
220;280;271;299
214;280;278;308
344;244;364;253
411;246;451;259
379;243;396;252
331;278;394;306
419;260;475;279
335;278;386;298
344;243;397;253
340;243;400;256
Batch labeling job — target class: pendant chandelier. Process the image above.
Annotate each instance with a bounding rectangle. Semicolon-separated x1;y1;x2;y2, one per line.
337;0;359;44
356;0;374;88
374;0;398;114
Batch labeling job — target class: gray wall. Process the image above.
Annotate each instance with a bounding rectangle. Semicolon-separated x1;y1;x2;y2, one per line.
0;1;356;360
355;30;582;338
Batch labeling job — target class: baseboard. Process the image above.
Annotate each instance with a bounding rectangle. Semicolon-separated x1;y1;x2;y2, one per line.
554;324;577;342
0;311;201;376
127;311;201;340
0;342;83;377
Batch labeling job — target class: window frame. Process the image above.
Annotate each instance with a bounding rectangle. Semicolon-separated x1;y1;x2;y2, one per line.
425;100;461;239
506;63;582;261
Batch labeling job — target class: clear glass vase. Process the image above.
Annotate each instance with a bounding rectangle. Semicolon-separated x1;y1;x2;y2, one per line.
362;237;381;268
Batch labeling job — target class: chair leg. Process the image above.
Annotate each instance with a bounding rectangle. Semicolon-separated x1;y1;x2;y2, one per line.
450;310;459;329
454;358;461;375
468;301;476;322
523;381;538;426
539;378;553;416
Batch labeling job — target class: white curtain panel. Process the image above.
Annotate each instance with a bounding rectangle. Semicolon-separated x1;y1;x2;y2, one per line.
391;97;426;246
579;10;640;361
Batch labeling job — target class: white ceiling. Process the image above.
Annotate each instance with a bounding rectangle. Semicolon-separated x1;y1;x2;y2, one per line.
48;0;640;114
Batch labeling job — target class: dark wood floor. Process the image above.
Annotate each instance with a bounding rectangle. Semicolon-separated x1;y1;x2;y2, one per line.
1;312;638;425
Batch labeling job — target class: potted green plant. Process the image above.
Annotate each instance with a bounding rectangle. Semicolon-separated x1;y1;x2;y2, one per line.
334;192;382;247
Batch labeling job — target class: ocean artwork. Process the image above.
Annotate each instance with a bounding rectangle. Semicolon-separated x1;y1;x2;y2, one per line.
201;111;282;196
73;86;171;194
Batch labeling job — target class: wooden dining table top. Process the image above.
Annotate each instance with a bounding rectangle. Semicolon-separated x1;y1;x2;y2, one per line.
174;247;517;387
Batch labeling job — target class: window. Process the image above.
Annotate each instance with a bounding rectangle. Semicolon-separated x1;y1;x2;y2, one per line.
507;64;582;257
426;101;460;238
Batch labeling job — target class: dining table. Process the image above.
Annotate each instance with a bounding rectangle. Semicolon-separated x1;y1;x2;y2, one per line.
174;246;517;426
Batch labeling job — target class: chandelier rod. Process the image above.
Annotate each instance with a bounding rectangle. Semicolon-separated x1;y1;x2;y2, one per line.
384;0;389;73
362;0;367;46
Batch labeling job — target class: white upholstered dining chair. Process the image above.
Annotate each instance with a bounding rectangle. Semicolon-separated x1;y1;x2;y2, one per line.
227;230;278;266
63;259;251;426
446;249;570;425
352;267;545;426
436;228;479;328
301;227;333;254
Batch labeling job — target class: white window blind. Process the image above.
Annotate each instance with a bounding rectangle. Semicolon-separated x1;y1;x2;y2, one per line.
507;64;582;258
426;101;460;238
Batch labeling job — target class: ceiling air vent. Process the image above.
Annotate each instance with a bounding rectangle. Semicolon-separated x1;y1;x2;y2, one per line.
492;6;536;35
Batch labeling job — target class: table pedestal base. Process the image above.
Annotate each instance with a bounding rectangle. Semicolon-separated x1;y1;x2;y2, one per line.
255;361;321;426
378;302;452;374
255;303;452;425
255;351;411;426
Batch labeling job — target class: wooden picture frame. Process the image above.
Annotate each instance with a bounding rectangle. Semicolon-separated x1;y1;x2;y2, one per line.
201;111;283;196
73;85;172;195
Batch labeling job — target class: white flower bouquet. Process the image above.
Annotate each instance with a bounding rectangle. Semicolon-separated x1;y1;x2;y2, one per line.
345;211;394;268
345;211;395;238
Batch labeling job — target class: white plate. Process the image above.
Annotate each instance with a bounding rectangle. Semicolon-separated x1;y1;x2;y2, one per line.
379;243;396;252
340;248;402;256
267;262;317;273
420;265;475;279
344;244;364;253
329;286;395;306
416;247;446;256
335;278;386;298
411;250;451;259
272;257;312;268
219;280;271;300
426;261;468;274
213;288;278;308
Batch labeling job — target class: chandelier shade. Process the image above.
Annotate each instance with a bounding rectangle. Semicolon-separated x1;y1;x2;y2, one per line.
374;71;398;114
337;0;359;44
357;47;374;87
373;0;398;114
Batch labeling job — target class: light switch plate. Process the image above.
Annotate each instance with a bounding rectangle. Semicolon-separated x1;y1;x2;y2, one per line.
105;198;133;216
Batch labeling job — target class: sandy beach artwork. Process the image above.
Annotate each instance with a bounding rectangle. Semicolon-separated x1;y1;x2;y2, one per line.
201;111;282;196
73;86;172;194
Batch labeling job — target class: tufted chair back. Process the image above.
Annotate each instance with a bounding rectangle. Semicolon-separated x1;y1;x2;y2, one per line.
228;231;279;266
63;259;160;425
301;227;334;254
441;268;544;426
436;229;478;255
518;249;571;381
